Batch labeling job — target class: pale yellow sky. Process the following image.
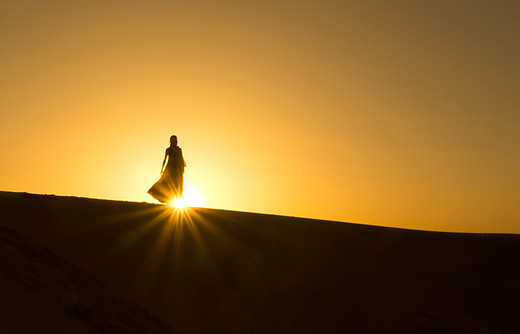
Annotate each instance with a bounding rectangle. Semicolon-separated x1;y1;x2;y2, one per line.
1;1;519;232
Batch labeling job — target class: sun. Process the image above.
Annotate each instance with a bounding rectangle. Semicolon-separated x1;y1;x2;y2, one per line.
167;183;206;210
172;197;187;209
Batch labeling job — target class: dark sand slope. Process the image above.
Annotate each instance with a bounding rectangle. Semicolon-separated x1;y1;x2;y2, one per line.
0;224;179;333
1;191;519;333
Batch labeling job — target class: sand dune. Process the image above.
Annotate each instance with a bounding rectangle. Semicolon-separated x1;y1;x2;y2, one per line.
0;220;179;333
1;191;519;333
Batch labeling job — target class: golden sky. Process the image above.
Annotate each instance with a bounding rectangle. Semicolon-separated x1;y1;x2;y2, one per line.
1;1;519;232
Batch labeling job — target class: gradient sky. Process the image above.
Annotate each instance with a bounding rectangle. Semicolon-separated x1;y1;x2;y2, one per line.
1;1;519;233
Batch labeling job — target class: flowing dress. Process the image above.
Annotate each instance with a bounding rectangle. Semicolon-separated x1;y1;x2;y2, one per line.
147;146;186;203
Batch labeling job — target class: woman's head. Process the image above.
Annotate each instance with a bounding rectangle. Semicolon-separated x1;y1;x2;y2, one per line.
170;135;178;146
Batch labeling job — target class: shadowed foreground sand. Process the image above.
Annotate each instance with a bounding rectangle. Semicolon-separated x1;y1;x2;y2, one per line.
1;191;519;333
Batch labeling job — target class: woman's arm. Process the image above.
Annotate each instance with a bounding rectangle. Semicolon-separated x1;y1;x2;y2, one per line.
160;149;168;174
180;148;187;167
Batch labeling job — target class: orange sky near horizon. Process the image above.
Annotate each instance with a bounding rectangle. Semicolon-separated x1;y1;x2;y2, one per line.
1;1;519;233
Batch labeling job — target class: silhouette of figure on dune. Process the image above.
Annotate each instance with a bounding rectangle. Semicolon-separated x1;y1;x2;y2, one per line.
147;135;186;203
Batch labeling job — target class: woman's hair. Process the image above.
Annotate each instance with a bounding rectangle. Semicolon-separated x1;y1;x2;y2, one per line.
170;135;178;146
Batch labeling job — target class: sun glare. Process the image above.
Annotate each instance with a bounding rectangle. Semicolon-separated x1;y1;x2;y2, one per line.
173;197;187;209
182;183;206;207
165;183;205;210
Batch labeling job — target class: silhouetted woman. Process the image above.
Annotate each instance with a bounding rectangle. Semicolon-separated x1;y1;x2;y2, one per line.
147;135;186;203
